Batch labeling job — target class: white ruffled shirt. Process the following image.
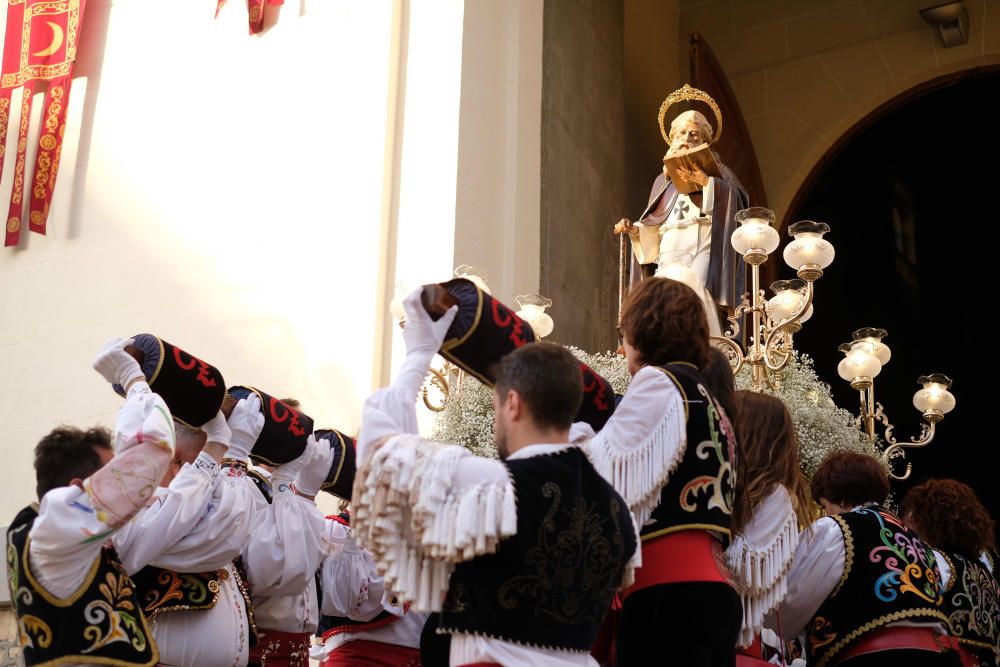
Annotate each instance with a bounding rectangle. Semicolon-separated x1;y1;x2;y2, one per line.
241;465;326;634
572;365;687;529
24;384;176;600
725;485;799;647
357;348;602;666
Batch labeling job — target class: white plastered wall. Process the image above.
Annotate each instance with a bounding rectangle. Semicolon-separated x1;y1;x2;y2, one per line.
0;0;544;523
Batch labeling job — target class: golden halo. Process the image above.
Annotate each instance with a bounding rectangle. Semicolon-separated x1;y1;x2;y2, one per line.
658;83;723;145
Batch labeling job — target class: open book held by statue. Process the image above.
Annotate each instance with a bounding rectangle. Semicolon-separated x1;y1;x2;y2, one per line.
613;84;748;336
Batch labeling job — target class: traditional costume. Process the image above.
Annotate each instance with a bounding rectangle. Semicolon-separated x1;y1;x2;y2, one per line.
7;374;175;666
243;443;330;667
350;287;638;667
574;361;740;666
110;395;267;667
778;505;960;666
933;549;1000;667
312;516;425;667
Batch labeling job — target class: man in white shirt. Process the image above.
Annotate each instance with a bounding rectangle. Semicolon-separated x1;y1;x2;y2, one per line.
6;337;177;666
312;513;426;666
351;289;638;667
777;451;961;666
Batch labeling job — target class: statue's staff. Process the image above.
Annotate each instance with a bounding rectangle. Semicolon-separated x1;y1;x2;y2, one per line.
614;181;669;324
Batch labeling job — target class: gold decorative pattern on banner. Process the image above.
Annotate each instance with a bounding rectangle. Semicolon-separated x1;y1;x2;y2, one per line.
2;0;79;88
7;217;20;233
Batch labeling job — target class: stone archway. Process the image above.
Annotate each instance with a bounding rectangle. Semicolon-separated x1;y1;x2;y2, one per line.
782;64;1000;231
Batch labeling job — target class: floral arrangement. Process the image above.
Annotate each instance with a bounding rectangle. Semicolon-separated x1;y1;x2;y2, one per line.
429;347;881;478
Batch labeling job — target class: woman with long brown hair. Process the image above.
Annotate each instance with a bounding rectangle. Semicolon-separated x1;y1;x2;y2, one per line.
579;277;740;666
726;391;813;658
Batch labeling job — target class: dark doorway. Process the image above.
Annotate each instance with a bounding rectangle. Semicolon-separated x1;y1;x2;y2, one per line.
789;71;997;520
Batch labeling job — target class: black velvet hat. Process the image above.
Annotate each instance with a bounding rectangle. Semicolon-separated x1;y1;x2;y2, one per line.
227;386;315;465
577;362;616;431
113;333;226;427
314;428;356;501
437;278;538;386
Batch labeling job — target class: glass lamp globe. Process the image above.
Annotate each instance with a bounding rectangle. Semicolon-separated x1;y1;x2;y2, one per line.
784;220;834;280
837;340;882;386
767;279;811;324
515;294;554;338
731;207;779;264
913;374;956;422
454;265;491;294
851;327;891;366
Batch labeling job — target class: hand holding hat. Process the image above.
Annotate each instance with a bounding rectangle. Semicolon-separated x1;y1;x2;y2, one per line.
226;394;264;462
272;433;317;488
93;337;145;390
293;435;334;499
402;287;458;356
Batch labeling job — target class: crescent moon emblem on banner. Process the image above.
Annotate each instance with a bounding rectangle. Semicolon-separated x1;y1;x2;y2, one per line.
32;21;65;58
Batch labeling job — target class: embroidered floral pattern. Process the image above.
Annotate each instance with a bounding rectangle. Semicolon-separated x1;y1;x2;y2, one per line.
496;483;626;625
866;509;940;605
139;568;219;616
680;384;735;514
82;567;148;653
947;555;1000;652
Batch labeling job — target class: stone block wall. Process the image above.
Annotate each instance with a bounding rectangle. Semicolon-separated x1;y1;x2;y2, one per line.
679;0;1000;222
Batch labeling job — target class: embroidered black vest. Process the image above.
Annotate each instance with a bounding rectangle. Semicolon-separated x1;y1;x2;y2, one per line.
641;363;735;546
808;507;947;667
6;505;158;666
247;468;274;503
939;551;1000;661
438;447;636;651
129;566;223;620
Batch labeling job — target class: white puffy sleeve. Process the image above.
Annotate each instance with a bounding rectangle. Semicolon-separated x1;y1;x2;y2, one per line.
29;383;175;598
352;433;515;612
243;481;326;597
726;485;800;647
578;365;687;527
776;516;845;639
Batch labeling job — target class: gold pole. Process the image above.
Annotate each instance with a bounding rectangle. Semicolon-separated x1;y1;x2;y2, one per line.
750;262;763;391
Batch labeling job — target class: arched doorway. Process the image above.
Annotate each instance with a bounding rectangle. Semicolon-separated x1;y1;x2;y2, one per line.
787;70;997;515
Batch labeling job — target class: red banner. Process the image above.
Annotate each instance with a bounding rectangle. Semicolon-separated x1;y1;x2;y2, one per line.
216;0;284;34
1;0;86;246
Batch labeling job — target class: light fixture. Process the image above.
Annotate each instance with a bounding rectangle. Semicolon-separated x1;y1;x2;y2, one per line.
920;1;969;48
454;265;491;294
839;326;956;480
515;294;554;338
715;209;830;392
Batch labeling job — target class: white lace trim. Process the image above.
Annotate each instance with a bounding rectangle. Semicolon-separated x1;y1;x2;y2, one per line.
352;434;517;612
582;388;686;528
725;486;800;647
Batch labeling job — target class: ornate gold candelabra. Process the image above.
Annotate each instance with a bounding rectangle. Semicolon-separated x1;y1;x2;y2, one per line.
836;327;956;480
714;208;835;392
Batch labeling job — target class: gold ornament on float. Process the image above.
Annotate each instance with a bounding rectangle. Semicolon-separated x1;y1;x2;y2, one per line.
657;83;724;145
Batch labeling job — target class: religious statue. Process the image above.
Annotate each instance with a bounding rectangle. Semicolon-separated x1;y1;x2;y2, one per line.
614;84;748;335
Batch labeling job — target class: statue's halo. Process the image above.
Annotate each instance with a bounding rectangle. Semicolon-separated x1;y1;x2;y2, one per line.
658;83;724;146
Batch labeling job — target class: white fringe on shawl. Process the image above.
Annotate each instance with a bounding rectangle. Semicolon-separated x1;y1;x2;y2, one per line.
351;434;517;612
725;485;800;647
582;382;687;529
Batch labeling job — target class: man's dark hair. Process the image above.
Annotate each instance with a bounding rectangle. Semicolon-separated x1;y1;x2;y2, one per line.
34;426;113;499
810;450;890;508
495;343;583;431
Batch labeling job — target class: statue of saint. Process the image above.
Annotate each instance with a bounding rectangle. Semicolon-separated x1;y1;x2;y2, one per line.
614;85;748;335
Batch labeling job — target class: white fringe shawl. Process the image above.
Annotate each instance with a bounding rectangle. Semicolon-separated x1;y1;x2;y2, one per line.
582;379;687;529
725;486;800;647
351;434;517;612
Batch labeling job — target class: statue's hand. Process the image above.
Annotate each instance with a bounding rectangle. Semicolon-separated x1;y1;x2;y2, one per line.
677;165;709;188
614;218;638;236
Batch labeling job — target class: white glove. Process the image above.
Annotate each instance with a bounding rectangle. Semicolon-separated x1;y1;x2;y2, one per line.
401;287;458;356
202;411;231;447
293;436;333;498
272;433;317;487
92;337;145;388
226;394;264;462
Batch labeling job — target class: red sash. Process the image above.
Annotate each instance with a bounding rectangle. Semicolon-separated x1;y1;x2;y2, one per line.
624;530;731;598
321;639;420;667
